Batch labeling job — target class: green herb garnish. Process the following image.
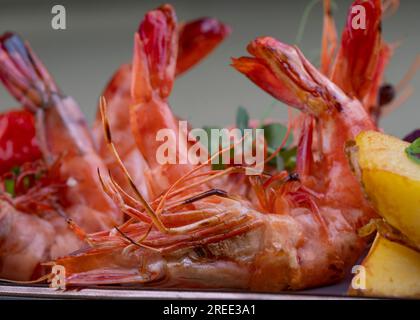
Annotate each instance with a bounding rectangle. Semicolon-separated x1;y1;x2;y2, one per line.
4;179;15;197
262;123;293;150
11;166;21;175
236;106;250;134
262;123;295;171
405;138;420;165
280;146;297;171
202;126;226;171
22;175;31;190
203;106;297;171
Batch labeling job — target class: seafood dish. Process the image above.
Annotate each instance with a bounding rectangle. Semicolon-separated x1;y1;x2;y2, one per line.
0;0;419;298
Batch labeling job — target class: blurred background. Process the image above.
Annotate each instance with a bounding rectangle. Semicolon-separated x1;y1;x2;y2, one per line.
0;0;419;137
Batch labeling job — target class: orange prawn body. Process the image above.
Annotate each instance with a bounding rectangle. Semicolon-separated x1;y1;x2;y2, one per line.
1;0;404;289
0;7;230;282
93;13;230;199
52;2;384;291
56;197;363;291
0;33;121;280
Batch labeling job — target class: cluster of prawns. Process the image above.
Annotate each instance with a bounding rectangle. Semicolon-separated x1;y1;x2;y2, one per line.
0;8;229;281
0;0;417;291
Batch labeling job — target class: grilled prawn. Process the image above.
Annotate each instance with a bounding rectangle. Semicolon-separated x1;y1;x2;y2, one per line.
0;34;122;280
51;13;378;291
93;6;230;199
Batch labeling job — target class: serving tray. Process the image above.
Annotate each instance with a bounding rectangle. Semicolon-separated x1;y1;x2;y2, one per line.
0;276;360;300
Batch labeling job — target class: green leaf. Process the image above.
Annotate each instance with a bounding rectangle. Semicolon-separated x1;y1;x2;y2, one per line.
202;126;227;171
266;146;297;171
204;105;297;172
258;102;275;128
35;171;43;180
11;166;21;176
275;154;284;171
280;146;297;171
23;176;31;190
4;179;15;197
211;162;226;171
262;123;293;150
236;106;249;133
405;138;420;165
202;126;219;152
263;123;294;171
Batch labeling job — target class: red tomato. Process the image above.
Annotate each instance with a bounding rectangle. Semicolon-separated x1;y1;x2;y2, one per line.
0;109;42;174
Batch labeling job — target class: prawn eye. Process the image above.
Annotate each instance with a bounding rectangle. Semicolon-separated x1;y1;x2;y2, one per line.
288;172;299;181
378;83;395;107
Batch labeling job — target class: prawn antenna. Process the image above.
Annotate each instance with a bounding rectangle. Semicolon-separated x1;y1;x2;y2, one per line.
0;273;53;285
99;96;168;233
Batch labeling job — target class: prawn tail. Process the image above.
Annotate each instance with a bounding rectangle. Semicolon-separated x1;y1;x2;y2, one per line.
364;44;393;119
0;32;59;111
131;4;178;104
176;17;231;76
232;37;345;117
331;0;385;101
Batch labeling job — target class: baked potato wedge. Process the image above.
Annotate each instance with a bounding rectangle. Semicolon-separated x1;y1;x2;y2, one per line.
351;131;420;245
350;234;420;298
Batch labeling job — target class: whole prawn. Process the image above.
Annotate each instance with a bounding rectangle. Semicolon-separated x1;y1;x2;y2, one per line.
93;6;230;200
51;3;379;290
0;33;122;280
